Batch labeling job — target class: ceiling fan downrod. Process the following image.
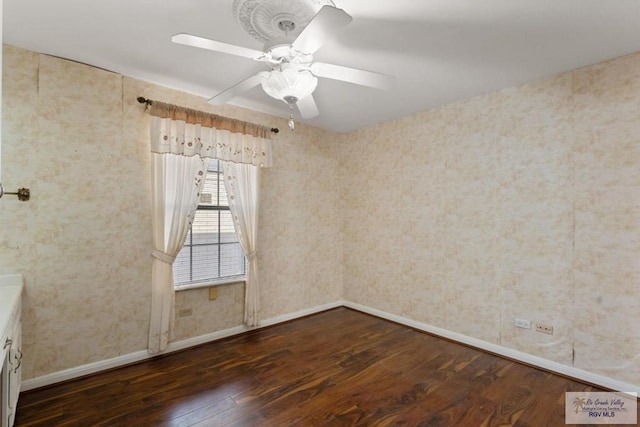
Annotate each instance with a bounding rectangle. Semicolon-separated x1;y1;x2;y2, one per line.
278;20;295;36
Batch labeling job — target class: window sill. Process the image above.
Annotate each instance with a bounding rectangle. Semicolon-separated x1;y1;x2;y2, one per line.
174;276;246;292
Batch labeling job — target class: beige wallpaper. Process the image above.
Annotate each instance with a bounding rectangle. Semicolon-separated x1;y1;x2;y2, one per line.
339;53;640;386
1;43;638;388
0;45;342;380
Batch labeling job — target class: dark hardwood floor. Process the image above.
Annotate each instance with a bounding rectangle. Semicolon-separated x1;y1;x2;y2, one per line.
15;308;635;426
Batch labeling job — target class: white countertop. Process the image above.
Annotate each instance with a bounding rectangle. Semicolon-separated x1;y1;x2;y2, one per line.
0;274;23;344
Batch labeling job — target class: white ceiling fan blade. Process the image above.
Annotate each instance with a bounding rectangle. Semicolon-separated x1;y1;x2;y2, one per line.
292;6;352;55
297;94;320;118
310;62;394;90
208;72;267;105
172;33;264;60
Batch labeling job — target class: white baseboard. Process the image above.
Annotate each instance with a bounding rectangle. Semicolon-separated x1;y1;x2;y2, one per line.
21;300;343;391
22;299;639;396
21;350;151;392
343;301;640;396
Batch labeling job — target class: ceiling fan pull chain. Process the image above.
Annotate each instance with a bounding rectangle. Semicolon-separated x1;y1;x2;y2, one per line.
288;105;296;131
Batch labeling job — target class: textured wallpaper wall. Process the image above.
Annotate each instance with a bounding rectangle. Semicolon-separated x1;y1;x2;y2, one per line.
339;52;640;386
0;45;343;380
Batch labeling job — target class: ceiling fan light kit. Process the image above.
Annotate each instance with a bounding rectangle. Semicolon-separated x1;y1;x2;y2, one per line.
172;0;393;127
262;65;318;105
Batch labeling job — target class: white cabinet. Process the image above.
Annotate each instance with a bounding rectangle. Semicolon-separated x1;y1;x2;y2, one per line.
3;319;22;427
0;275;23;427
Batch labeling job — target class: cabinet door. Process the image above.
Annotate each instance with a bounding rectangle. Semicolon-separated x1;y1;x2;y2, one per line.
6;321;21;427
1;351;7;427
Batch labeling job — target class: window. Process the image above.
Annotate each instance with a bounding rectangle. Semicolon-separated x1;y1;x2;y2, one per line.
173;159;245;287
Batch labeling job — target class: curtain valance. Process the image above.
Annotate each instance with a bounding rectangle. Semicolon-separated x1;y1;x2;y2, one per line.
149;101;271;139
146;100;273;167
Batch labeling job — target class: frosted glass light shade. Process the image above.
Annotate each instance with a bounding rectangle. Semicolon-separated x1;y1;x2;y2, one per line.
262;68;318;103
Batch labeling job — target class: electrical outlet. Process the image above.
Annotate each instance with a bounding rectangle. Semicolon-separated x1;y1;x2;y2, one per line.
178;308;193;317
514;318;531;329
535;323;553;335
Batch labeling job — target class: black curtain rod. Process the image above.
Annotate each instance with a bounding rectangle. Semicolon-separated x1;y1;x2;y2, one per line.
137;97;279;134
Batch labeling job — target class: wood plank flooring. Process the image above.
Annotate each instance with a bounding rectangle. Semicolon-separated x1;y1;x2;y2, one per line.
15;308;635;426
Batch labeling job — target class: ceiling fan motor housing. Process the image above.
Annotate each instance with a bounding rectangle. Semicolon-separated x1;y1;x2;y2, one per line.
233;0;335;42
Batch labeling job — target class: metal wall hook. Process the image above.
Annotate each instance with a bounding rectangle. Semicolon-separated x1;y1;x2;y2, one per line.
0;184;30;201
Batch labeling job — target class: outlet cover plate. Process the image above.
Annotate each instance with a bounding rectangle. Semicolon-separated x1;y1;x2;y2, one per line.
178;308;193;317
535;323;553;334
515;318;532;329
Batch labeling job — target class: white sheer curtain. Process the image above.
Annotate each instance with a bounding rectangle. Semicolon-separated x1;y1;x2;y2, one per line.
148;116;210;354
223;161;261;327
146;101;272;353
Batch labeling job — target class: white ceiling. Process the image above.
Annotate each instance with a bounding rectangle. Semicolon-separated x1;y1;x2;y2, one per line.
4;0;640;132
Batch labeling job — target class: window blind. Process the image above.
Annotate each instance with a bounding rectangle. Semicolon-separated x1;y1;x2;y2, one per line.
173;159;245;285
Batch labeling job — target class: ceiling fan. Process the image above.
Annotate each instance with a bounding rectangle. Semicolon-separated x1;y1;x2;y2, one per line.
171;0;393;124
